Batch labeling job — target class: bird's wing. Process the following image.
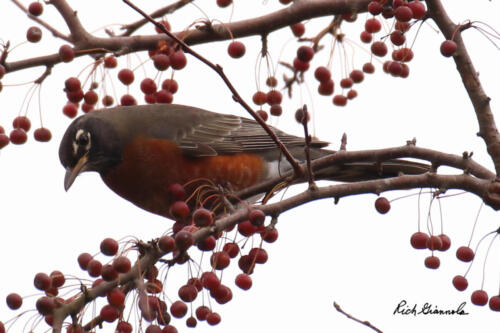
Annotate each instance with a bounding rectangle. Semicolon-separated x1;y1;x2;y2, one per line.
143;104;328;158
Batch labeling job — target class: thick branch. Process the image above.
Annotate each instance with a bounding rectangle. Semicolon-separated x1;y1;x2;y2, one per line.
426;0;500;175
5;0;371;73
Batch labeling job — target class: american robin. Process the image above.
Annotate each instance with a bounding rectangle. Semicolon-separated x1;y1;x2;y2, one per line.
59;104;428;219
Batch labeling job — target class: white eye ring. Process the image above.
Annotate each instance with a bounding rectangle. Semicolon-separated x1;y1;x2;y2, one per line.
73;129;91;155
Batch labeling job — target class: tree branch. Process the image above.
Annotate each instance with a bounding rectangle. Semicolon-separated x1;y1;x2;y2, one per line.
426;0;500;175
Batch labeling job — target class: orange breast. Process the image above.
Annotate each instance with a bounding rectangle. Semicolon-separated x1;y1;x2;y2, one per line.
101;136;264;217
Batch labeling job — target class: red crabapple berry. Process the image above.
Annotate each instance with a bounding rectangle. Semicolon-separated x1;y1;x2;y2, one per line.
113;256;131;273
6;293;23;310
424;256;440;269
367;1;383;15
235;273;252;290
206;312;221;325
0;134;9;149
266;90;282;105
290;23;305;37
452;275;468;291
395;21;411;33
193;208;213;227
13;116;31;131
360;31;372;43
77;252;92;270
347;89;357;100
100;304;120;322
340;78;353;88
223;242;239;258
318;80;334;96
371;41;388;57
349;70;364;83
118;69;134;85
375;197;390;214
170;300;188;318
87;259;103;277
314;66;331;82
84;90;98;105
296;46;314;62
140;78;157;95
59;45;75;62
210;251;230;270
170;201;190;220
410;232;429;249
155;90;173;104
162;79;178;93
365;18;381;33
34;128;52;142
471;290;488;306
167;183;186;200
36;296;56;315
362;62;375;74
100;238;119;256
257;110;268;121
252;91;267;105
261;227;278;243
104;56;117;68
217;0;232;7
175;230;194;251
228;41;246;58
153;54;170;71
27;26;42;43
426;235;443;251
64;77;81;92
437;234;451;251
28;2;43;16
390;31;406;46
440;40;457;57
295;108;310;123
249;209;265;226
178;284;198;302
270;105;282;116
408;0;426;19
266;76;278;87
107;288;125;307
333;95;347;106
186;317;197;328
395;5;413;22
10;129;28;145
196;305;211;321
293;58;309;72
489;296;500;311
456;246;474;262
170;51;187;70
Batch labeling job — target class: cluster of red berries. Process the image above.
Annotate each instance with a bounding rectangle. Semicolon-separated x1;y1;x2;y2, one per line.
252;83;283;121
0;115;52;149
0;182;280;331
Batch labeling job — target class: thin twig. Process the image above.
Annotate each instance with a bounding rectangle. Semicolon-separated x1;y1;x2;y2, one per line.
120;0;194;36
300;104;316;188
333;301;383;333
122;0;303;177
10;0;70;41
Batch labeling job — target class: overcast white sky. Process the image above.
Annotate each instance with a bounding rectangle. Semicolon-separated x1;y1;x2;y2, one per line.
0;1;499;332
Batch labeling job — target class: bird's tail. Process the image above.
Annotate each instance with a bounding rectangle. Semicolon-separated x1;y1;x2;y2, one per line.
308;148;429;182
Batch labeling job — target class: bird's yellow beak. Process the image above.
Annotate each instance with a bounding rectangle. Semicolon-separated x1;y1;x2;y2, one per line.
64;153;89;191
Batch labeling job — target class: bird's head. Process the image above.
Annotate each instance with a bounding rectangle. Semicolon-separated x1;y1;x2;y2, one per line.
59;112;122;191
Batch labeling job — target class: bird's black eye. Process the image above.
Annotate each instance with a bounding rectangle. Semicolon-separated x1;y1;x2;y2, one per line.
76;131;90;147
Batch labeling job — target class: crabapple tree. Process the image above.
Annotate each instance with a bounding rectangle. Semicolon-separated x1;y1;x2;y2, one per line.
0;1;499;333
